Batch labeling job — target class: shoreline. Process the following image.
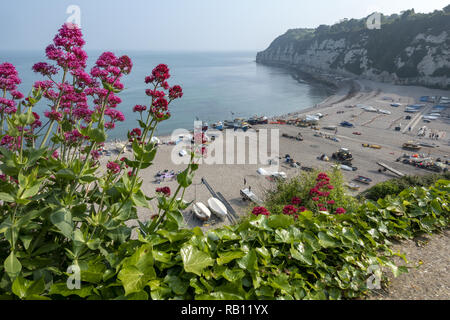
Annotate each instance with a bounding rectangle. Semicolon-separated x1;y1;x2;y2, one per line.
102;76;449;232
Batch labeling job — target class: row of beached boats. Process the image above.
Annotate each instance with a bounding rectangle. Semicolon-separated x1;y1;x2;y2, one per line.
211;116;269;132
192;198;228;221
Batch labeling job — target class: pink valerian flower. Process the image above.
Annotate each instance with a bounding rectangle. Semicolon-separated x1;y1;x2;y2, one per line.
0;98;16;114
118;55;133;75
133;105;147;113
156;187;171;197
44;24;87;70
10;90;24;100
33;80;54;91
283;205;298;216
146;64;170;83
64;129;84;145
90;52;131;93
130;128;142;138
0;135;20;151
153;97;169;111
91;149;101;161
31;112;42;130
44;110;63;122
319;207;328;212
335;208;347;215
0;62;21;91
0;174;6;182
327;185;335;190
71;68;92;86
291;197;302;205
146;89;165;98
52;150;59;159
104;108;125;122
327;200;336;205
298;206;307;213
105;122;115;130
169;85;183;100
106;161;121;174
312;197;320;202
32;62;59;76
252;207;270;216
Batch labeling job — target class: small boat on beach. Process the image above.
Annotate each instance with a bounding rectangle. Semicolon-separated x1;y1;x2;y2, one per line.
212;121;223;131
193;202;211;221
208;197;228;219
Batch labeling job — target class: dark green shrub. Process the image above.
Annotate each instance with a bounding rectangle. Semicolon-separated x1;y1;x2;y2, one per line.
360;173;450;201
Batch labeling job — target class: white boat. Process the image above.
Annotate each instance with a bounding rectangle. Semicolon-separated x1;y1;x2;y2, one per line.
193;202;211;221
207;197;227;219
362;106;377;112
378;109;392;115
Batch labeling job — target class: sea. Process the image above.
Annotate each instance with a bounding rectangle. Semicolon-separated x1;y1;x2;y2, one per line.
0;50;332;140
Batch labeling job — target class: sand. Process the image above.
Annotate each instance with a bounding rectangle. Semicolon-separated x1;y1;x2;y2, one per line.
101;78;450;230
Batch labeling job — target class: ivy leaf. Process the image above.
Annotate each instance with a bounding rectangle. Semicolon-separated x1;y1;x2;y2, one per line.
217;251;245;265
49;283;93;298
180;245;213;276
118;267;152;296
268;214;293;229
237;249;257;272
318;232;339;248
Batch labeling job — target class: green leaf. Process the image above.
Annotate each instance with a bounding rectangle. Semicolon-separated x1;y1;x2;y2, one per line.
0;192;15;202
217;251;245;265
12;276;28;299
50;208;73;239
166;275;189;295
180;245;214;276
89;128;107;143
49;283;93;298
290;244;313;266
237;249;258;272
125;291;149;300
318;232;339;248
268;214;293;229
4;252;22;279
118;267;152;296
222;269;245;282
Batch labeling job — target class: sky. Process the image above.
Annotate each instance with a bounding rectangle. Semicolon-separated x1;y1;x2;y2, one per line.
0;0;448;52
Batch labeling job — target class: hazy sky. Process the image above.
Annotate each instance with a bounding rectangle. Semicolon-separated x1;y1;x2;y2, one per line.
1;0;448;51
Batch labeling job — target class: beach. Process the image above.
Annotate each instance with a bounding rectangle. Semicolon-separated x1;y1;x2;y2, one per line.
101;78;450;230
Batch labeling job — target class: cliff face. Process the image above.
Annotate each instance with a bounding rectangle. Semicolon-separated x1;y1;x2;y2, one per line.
257;9;450;89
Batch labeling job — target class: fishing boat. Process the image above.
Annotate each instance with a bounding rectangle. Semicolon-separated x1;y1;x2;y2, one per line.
208;198;227;219
212;121;223;131
193;202;211;221
346;183;361;191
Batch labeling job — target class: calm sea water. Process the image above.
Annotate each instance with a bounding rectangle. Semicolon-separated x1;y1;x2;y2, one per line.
0;51;331;139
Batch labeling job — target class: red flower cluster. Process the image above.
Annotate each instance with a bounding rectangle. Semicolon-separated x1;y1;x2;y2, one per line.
143;64;183;122
133;105;147;113
335;207;347;215
283;205;298;215
291;197;302;205
156;187;171;197
252;207;270;216
0;63;22;118
106;161;121;174
128;128;142;142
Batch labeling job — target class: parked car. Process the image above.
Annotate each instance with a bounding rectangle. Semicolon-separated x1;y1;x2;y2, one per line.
340;121;354;128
